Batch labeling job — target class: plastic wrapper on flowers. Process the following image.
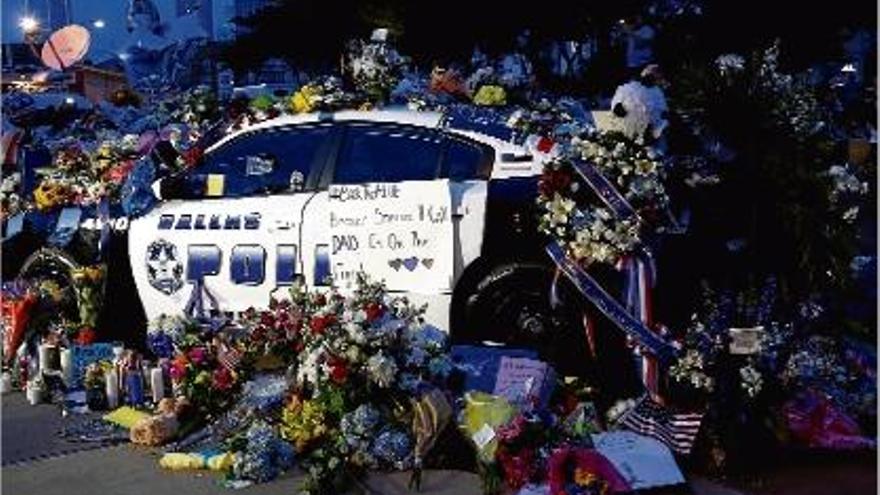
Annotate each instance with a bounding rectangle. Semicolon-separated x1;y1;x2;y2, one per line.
1;281;38;364
460;392;517;463
547;447;632;495
782;390;876;451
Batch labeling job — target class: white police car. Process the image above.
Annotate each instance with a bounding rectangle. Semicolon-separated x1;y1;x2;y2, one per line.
22;109;590;373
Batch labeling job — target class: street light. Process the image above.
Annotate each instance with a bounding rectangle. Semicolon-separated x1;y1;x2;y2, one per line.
93;19;106;29
19;16;40;35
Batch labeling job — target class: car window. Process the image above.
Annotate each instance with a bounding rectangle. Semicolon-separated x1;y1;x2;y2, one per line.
444;138;488;180
333;126;443;184
199;126;331;196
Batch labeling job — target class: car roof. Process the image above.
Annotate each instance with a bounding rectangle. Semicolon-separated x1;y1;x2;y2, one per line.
206;109;444;153
205;109;543;178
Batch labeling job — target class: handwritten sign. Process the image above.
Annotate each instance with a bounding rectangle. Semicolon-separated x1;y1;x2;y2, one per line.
591;431;685;490
493;357;556;408
729;326;764;355
70;343;114;387
328;181;454;292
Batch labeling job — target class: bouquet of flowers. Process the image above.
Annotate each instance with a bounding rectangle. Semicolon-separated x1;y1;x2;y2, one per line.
70;264;105;329
536;130;670;268
1;171;25;220
167;336;240;418
494;411;559;490
1;281;37;364
289;77;365;115
344;34;409;101
146;314;199;360
238;297;306;363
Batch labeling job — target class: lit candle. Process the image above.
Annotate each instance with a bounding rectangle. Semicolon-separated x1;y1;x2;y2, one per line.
1;372;12;394
26;379;44;405
38;344;53;374
60;348;73;386
105;370;119;409
150;367;165;403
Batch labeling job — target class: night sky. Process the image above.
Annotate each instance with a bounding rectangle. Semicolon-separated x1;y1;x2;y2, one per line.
1;0;232;54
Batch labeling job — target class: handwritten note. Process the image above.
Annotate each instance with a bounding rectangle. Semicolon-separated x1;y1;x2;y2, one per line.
493;357;555;408
591;431;685;490
328;181;454;292
729;326;765;355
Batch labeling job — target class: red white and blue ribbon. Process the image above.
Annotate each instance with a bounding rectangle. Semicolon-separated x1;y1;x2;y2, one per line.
619;252;661;397
546;241;676;365
570;159;638;220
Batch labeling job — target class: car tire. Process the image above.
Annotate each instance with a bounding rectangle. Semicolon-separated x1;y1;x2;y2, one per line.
450;262;593;377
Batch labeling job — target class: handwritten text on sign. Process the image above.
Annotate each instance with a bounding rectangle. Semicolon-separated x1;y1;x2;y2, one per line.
328;181;454;292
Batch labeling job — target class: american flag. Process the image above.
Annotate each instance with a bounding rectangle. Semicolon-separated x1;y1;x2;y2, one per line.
617;395;704;455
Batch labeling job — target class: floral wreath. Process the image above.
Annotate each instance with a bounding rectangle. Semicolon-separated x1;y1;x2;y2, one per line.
537;130;670;267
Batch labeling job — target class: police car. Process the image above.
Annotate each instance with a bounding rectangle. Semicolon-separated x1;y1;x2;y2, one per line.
12;109;591;373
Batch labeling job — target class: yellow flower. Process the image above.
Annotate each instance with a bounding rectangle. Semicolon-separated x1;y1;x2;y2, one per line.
33;181;68;210
574;468;597;486
472;85;507;106
290;85;318;114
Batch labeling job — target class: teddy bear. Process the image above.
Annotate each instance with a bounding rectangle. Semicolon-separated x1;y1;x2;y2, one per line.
130;397;191;446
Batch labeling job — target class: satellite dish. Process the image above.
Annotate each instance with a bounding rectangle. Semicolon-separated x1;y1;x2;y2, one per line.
41;24;91;71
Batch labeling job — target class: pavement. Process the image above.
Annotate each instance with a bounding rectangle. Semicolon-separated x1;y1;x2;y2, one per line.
1;393;875;495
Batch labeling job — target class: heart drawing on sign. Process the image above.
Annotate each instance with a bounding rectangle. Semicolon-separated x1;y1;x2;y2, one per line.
421;258;434;269
388;259;402;271
402;257;419;271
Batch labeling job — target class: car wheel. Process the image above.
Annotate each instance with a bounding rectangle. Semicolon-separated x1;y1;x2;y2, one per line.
451;262;593;376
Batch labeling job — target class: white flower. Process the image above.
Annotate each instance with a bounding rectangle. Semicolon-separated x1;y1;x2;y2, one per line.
715;54;745;76
545;194;576;228
740;365;763;398
366;353;397;388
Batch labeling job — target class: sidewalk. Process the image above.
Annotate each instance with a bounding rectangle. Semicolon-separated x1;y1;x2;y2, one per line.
2;394;874;495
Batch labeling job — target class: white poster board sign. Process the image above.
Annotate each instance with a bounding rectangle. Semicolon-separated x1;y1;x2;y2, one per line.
591;431;685;490
328;181;454;293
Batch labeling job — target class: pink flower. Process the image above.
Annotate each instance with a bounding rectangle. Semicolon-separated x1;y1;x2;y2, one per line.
547;447;631;494
169;356;188;381
187;347;207;365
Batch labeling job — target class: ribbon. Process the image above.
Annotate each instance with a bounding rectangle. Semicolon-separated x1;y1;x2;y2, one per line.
571;159;638;220
620;253;661;397
183;279;220;320
546;241;676;365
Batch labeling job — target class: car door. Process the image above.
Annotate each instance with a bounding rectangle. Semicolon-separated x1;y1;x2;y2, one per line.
128;124;336;321
298;123;492;298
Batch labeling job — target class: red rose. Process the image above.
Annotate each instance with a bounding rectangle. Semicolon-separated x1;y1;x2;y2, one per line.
364;302;384;322
537;136;554;153
75;327;97;345
181;147;203;168
328;357;348;384
310;316;328;335
212;367;234;390
538;168;572;197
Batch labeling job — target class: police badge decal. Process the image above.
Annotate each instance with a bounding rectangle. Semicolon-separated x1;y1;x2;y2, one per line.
146;239;184;295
